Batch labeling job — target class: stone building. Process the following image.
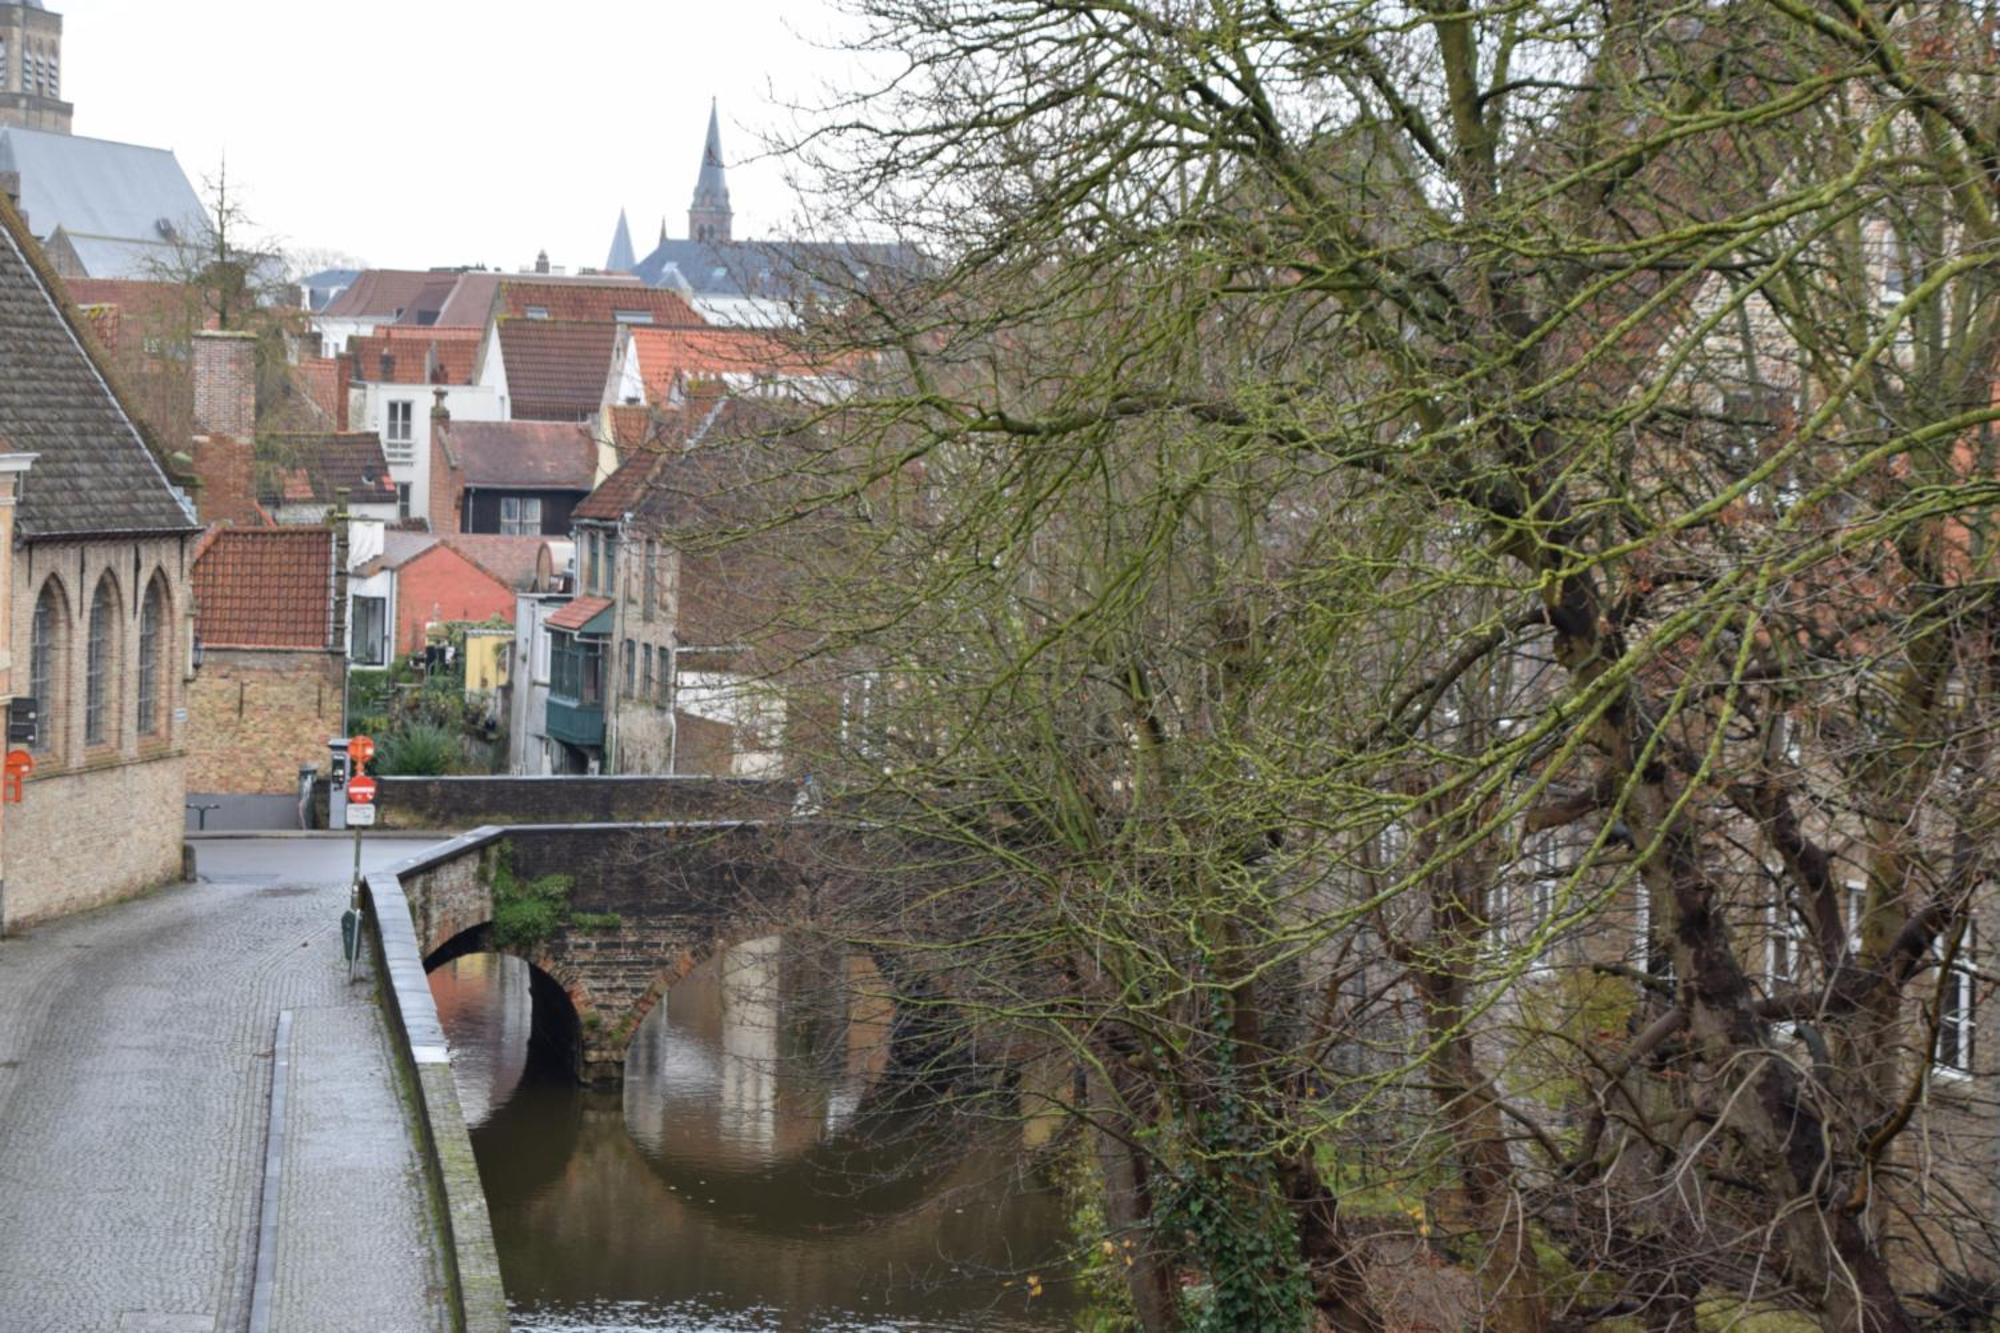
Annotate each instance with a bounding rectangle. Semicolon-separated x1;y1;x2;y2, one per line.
0;1;67;134
0;193;199;928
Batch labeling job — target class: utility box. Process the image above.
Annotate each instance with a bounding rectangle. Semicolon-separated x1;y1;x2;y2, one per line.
327;738;352;831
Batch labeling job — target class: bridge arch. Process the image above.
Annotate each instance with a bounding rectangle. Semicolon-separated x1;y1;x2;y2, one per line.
424;923;593;1083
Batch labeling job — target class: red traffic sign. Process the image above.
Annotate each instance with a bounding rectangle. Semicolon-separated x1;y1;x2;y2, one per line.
347;735;376;768
347;774;378;805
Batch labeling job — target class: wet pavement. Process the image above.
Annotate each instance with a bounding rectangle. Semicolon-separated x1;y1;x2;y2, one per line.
0;836;450;1333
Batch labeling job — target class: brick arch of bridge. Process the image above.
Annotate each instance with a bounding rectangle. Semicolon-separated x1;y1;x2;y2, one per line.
396;821;810;1087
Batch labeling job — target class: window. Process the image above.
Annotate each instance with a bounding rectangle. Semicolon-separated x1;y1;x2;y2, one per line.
28;579;63;755
1937;926;1977;1076
643;539;657;621
396;484;412;521
532;625;551;685
84;577;117;747
623;639;636;697
500;495;543;536
45;51;54;96
525;306;550;320
385;399;414;450
642;645;654;701
353;596;388;667
137;580;166;736
586;531;601;593
612;310;654;325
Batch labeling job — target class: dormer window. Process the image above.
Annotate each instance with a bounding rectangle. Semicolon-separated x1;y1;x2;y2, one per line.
612;310;653;325
525;306;550;320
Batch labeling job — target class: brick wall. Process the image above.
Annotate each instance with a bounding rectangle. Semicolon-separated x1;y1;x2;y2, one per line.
3;751;185;928
189;434;260;526
428;417;462;535
186;647;344;794
394;544;513;656
192;330;256;438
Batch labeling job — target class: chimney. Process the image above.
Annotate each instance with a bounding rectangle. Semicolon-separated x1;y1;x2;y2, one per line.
192;331;258;438
428;390;462;536
534;248;550;275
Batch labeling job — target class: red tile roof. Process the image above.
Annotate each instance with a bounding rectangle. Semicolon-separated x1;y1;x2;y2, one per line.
438;420;597;490
261;431;396;507
625;325;823;405
494;319;619;421
448;534;550;591
498;280;702;328
432;270;649;328
547;595;613;632
349;326;482;385
192;527;336;650
321;269;451;320
294;357;344;426
604;403;656;451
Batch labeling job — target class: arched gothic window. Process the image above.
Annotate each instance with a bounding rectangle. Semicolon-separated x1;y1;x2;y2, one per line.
138;577;168;737
29;578;66;756
85;576;118;747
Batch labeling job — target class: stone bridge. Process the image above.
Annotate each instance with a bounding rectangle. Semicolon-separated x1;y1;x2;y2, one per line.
384;820;817;1084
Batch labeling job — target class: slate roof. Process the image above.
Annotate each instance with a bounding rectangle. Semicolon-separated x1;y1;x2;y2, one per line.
191;527;336;650
633;236;917;302
605;210;637;273
0;127;208;280
349;326;481;385
438;420;596;490
262;432;395;507
492;319;618;421
496;280;702;327
0;197;198;538
547;595;613;633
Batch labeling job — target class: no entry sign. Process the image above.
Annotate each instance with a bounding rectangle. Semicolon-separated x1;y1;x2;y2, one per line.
347;774;378;805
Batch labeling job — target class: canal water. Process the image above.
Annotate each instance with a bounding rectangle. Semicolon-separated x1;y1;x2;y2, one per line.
430;940;1080;1332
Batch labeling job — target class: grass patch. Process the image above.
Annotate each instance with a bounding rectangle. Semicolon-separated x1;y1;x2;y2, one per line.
485;844;575;952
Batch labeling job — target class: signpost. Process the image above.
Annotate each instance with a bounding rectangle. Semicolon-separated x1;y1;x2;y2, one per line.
343;736;376;981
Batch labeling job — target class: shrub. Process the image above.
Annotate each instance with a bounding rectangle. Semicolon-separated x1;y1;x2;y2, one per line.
486;844;574;952
376;722;460;776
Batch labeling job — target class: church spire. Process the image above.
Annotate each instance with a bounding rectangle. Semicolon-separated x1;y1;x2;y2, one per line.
605;208;636;272
688;98;732;245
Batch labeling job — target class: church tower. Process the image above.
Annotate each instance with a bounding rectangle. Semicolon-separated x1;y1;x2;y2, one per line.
0;2;69;134
687;99;731;245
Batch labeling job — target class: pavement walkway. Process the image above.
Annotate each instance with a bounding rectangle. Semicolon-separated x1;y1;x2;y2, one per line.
0;836;452;1333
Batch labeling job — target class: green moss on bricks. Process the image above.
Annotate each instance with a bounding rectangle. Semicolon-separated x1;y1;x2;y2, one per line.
482;843;575;952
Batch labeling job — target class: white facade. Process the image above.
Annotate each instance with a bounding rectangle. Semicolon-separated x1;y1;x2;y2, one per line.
310;315;379;357
507;592;565;774
347;382;504;521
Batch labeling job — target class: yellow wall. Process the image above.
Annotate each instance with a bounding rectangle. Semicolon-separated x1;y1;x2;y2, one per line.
464;632;510;697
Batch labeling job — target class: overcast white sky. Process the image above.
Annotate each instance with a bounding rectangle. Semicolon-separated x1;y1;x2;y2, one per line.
60;0;866;274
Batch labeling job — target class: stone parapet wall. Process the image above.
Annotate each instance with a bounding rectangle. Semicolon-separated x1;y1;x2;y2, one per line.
364;774;795;830
363;840;508;1333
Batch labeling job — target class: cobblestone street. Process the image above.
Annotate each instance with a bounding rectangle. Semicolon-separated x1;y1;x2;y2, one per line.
0;837;450;1333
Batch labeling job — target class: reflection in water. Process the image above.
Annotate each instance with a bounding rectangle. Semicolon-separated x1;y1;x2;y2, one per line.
429;938;1077;1332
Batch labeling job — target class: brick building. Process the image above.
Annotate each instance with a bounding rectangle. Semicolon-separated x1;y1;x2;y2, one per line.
0;192;200;927
349;530;539;663
187;527;343;797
